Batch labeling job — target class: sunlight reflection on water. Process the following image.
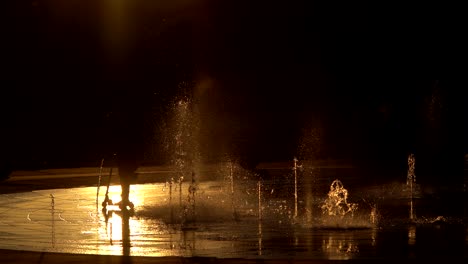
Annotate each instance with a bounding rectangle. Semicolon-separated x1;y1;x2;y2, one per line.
0;181;467;259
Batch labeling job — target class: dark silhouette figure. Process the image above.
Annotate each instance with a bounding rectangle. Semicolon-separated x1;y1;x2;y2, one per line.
103;80;148;209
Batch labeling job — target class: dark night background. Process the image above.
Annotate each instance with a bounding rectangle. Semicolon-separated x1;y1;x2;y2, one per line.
1;1;467;186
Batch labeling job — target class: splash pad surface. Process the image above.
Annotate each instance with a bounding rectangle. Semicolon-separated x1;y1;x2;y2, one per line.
0;178;467;261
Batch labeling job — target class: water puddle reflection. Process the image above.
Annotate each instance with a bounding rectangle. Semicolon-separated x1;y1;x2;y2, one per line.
0;182;466;259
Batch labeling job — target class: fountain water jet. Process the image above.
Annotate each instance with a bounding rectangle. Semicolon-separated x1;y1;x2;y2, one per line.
96;158;105;209
165;177;175;223
227;160;240;220
319;179;367;228
369;204;379;226
186;172;198;223
50;194;55;248
163;96;202;225
229;162;234;213
293;157;302;219
321;179;357;218
407;153;416;221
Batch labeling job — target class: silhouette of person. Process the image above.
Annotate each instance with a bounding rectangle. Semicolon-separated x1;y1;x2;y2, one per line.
103;80;147;209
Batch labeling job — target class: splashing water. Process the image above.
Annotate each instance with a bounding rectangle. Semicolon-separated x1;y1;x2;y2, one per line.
369;204;379;225
315;180;377;229
407;154;416;186
185;172;198;223
171;99;201;180
321;180;358;218
162;97;202;225
293;157;302;219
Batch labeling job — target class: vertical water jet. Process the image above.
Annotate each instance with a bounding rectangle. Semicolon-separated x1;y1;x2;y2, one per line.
407;153;416;221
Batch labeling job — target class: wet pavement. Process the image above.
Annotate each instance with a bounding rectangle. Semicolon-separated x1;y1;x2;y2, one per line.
1;175;467;261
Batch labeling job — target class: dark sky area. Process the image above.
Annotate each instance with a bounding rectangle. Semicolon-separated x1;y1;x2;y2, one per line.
1;1;466;183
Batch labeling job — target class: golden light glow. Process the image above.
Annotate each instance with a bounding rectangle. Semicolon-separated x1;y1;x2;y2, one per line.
408;225;416;245
108;185;122;204
0;182;391;259
99;184;157;256
101;0;130;62
105;184;146;206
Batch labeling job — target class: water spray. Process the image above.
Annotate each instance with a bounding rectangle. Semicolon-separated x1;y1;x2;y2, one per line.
50;194;55;248
169;177;174;223
258;220;262;256
179;176;184;207
293;157;302;219
96;158;105;208
102;167;114;208
258;179;262;221
188;172;197;222
321;179;357;218
407;153;416;221
229;161;239;220
370;204;378;225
